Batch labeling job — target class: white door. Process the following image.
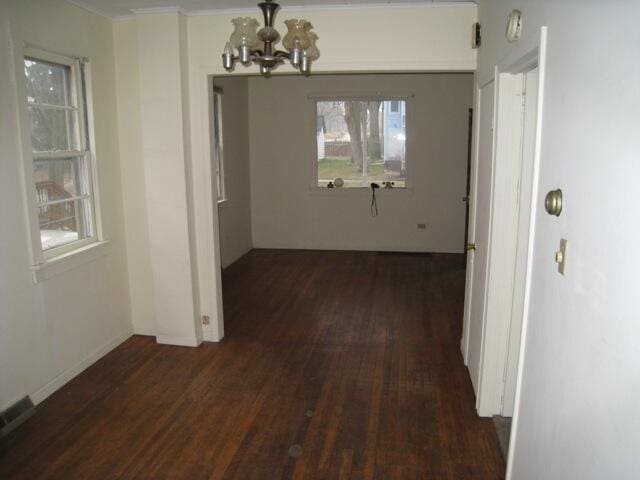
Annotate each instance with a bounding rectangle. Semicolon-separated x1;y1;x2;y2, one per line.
502;67;539;415
465;81;495;394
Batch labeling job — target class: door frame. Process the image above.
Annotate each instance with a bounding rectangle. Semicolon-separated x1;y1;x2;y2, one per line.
461;28;548;417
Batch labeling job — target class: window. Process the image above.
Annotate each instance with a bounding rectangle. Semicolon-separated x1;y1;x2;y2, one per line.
24;50;98;256
212;87;226;202
316;99;407;188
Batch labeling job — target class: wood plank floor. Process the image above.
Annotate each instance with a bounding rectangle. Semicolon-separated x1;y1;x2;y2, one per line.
0;249;505;479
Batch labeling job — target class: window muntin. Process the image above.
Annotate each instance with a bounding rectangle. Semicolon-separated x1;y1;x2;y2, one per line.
212;87;226;202
24;53;97;255
316;99;407;188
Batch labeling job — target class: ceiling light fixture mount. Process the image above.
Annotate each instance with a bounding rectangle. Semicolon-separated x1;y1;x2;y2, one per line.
222;0;320;76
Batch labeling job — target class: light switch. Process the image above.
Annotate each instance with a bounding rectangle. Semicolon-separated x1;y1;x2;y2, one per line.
555;239;568;275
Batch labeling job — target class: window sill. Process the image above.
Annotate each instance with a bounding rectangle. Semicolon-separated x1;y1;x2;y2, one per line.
31;240;111;283
307;186;414;197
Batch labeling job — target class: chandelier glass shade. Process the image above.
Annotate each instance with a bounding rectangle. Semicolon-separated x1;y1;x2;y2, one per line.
222;0;320;76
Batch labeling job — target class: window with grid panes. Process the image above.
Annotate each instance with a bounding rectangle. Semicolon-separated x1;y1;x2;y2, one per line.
24;50;98;255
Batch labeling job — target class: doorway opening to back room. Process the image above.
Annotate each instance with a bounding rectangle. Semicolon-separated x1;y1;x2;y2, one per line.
212;72;474;271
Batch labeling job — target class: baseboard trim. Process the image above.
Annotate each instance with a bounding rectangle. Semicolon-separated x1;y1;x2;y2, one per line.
250;245;465;254
133;327;157;337
29;330;133;406
156;335;202;347
202;329;224;343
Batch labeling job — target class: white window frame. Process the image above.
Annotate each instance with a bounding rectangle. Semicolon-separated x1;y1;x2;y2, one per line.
21;46;104;272
310;94;412;191
212;86;226;203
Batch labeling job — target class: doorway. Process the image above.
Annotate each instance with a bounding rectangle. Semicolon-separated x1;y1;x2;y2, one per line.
461;30;547;423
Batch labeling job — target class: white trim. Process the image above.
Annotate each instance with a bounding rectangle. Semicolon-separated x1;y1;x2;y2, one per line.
460;81;481;365
24;46;76;67
27;102;77;111
250;244;464;254
203;329;224;342
65;0;115;19
66;0;475;20
476;70;524;416
32;150;86;159
21;48;103;264
506;27;547;480
38;194;90;207
205;74;226;343
132;327;157;337
31;240;111;282
283;60;476;73
463;27;548;420
472;75;498;416
212;88;227;203
113;14;136;22
186;2;475;17
28;331;132;408
156;335;202;347
130;6;187;16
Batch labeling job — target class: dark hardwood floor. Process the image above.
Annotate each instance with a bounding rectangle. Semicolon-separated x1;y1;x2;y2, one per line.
0;249;505;479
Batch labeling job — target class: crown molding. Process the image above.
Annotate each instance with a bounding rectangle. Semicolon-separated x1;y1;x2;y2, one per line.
130;6;188;15
65;0;114;19
187;2;475;17
67;1;475;20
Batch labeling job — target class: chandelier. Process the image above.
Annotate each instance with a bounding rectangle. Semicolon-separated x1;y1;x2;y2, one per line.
222;0;320;76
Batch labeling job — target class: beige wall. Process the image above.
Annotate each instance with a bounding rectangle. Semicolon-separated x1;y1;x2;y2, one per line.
113;19;155;336
185;5;477;335
112;5;477;342
214;77;253;268
248;73;473;252
0;0;131;411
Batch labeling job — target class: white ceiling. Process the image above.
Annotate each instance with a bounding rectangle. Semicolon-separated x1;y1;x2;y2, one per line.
66;0;474;19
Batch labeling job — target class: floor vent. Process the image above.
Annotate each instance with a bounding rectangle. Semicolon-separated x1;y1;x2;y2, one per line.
1;397;35;438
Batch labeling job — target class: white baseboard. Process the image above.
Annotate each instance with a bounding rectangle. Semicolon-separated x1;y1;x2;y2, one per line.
156;335;202;347
202;329;224;342
132;327;157;337
30;330;133;406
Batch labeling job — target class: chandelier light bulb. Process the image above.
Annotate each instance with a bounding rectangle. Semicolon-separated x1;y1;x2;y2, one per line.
300;51;311;76
290;47;302;67
222;42;235;71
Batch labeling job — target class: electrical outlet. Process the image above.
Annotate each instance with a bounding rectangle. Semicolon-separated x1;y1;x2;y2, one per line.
417;223;426;230
202;315;210;325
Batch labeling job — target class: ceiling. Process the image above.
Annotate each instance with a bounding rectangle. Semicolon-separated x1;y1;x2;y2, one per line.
66;0;474;19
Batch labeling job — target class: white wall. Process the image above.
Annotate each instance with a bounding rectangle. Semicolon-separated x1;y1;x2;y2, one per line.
475;1;640;478
248;73;473;252
0;0;131;411
214;77;253;268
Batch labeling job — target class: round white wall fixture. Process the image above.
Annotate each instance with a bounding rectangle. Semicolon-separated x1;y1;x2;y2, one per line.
506;9;522;43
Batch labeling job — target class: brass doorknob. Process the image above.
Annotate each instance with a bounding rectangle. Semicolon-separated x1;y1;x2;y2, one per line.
466;243;476;251
545;189;563;216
